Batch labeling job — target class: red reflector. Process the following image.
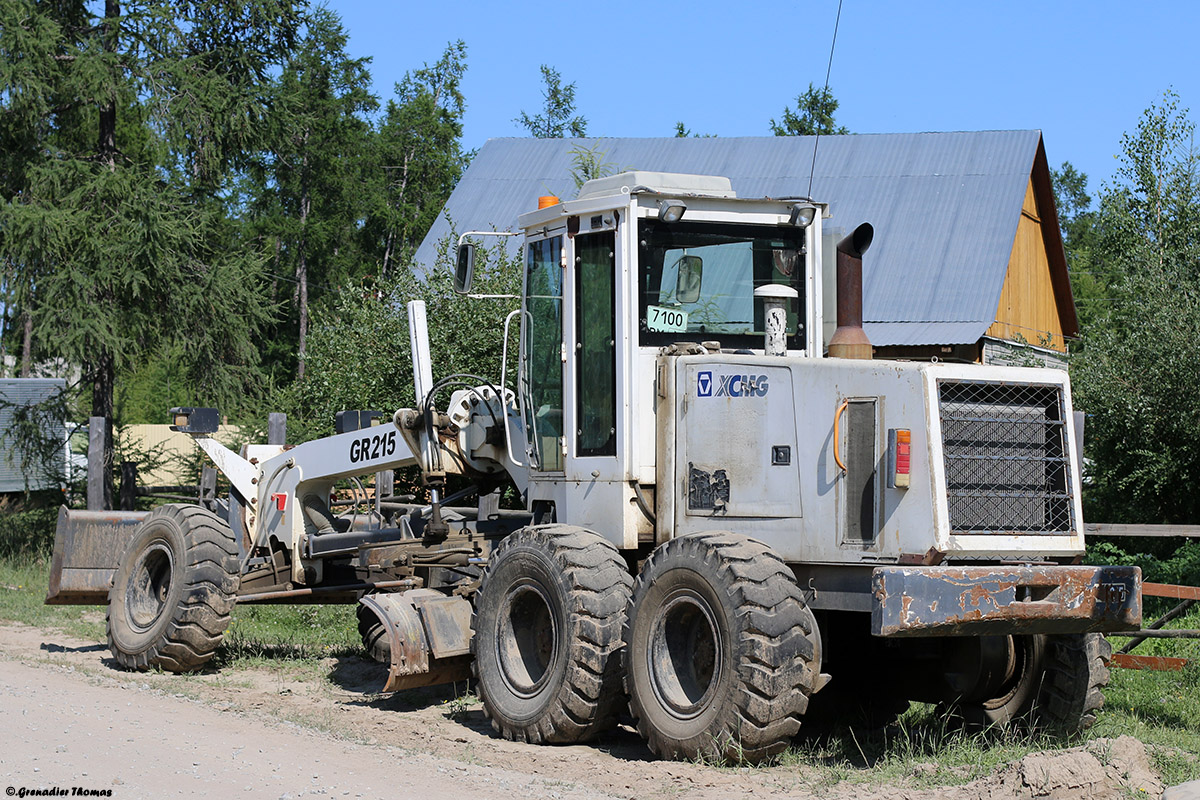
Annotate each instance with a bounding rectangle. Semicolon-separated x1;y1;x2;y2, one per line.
890;429;911;489
273;493;287;511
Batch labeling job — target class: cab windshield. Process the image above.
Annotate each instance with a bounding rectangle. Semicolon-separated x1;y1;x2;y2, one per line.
638;220;806;348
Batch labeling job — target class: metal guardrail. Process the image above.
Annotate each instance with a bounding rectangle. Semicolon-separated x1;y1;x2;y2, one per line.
1106;581;1199;672
1088;524;1199;671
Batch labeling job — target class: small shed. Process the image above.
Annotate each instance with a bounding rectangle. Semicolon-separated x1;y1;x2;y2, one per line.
0;378;71;492
416;131;1075;364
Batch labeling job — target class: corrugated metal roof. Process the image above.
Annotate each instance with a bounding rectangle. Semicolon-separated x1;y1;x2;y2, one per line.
864;322;990;346
416;132;1043;347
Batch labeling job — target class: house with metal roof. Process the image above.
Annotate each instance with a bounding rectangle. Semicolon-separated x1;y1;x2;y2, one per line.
415;131;1075;365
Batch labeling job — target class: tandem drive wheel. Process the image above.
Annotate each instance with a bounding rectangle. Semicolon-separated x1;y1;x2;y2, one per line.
623;532;820;764
471;525;633;744
106;504;239;672
944;632;1111;734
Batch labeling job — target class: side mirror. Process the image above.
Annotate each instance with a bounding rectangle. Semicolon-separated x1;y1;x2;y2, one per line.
454;243;476;294
674;255;703;304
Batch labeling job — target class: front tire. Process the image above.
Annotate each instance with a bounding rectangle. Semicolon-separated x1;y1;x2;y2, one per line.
624;532;819;764
106;504;239;672
471;525;633;744
357;602;391;664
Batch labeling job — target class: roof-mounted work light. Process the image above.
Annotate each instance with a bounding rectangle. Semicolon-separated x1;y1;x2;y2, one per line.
789;203;817;228
657;199;687;223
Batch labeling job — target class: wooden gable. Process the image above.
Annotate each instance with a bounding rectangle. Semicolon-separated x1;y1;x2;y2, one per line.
985;141;1078;353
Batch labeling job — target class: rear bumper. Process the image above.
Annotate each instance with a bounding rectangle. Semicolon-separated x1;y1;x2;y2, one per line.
871;564;1141;637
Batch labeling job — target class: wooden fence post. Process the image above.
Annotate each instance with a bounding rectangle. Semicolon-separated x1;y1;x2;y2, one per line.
87;416;106;511
268;412;286;446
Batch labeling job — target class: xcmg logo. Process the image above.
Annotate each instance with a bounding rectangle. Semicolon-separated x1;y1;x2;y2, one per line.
697;371;769;398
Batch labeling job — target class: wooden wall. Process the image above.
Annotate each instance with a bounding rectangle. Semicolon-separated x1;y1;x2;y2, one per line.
985;177;1068;352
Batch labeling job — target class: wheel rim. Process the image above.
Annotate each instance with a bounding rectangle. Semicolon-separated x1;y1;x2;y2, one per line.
126;540;174;632
648;589;723;720
982;635;1032;712
497;581;558;697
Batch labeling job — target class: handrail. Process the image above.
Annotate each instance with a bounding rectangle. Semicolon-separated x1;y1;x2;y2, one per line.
833;400;849;473
501;309;532;469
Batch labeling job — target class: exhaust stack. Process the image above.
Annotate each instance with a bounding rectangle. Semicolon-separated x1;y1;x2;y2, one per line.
827;222;874;360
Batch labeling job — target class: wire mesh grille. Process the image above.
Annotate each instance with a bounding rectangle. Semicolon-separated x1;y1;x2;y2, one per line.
938;380;1074;535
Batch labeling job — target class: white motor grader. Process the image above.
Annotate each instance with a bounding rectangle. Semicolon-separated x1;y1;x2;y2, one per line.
48;171;1140;763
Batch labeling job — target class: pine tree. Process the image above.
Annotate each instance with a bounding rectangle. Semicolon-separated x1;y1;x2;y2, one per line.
770;83;849;136
0;0;304;506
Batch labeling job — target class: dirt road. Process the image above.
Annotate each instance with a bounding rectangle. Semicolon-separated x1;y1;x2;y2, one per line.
0;622;1169;800
0;656;617;800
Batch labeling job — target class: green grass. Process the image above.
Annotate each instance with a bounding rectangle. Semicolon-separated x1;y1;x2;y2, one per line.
779;706;1062;788
1097;606;1200;786
215;603;361;670
0;558;362;672
777;683;1199;789
0;557;106;642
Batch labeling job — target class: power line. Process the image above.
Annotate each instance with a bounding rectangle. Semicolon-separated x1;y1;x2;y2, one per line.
807;0;844;199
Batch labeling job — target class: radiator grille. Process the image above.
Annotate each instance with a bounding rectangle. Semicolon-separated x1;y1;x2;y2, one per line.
937;381;1074;535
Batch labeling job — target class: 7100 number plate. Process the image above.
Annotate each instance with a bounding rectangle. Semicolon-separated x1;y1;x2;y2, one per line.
647;305;688;333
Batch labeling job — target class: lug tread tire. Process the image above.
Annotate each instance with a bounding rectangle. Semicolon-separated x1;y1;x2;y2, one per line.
1036;633;1111;734
624;532;817;764
357;604;391;664
106;504;239;673
472;525;633;745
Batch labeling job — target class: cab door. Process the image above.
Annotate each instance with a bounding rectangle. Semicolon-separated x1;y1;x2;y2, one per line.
570;230;619;470
520;232;566;473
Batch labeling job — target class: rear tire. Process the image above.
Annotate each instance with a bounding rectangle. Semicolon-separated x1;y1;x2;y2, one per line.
624;532;818;764
953;634;1045;728
106;504;239;672
942;632;1110;734
471;525;632;744
1036;633;1111;734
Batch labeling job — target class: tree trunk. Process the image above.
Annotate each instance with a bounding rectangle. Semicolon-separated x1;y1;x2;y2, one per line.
271;235;281;297
382;229;394;278
87;0;120;508
90;350;115;510
99;1;120;170
297;185;310;381
20;308;31;378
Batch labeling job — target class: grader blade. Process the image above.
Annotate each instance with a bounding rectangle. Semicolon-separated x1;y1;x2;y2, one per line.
358;589;473;692
45;507;149;604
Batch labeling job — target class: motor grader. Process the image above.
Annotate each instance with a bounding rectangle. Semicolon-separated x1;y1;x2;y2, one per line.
47;171;1141;764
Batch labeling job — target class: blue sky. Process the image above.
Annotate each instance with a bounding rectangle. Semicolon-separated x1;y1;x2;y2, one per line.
331;0;1198;200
